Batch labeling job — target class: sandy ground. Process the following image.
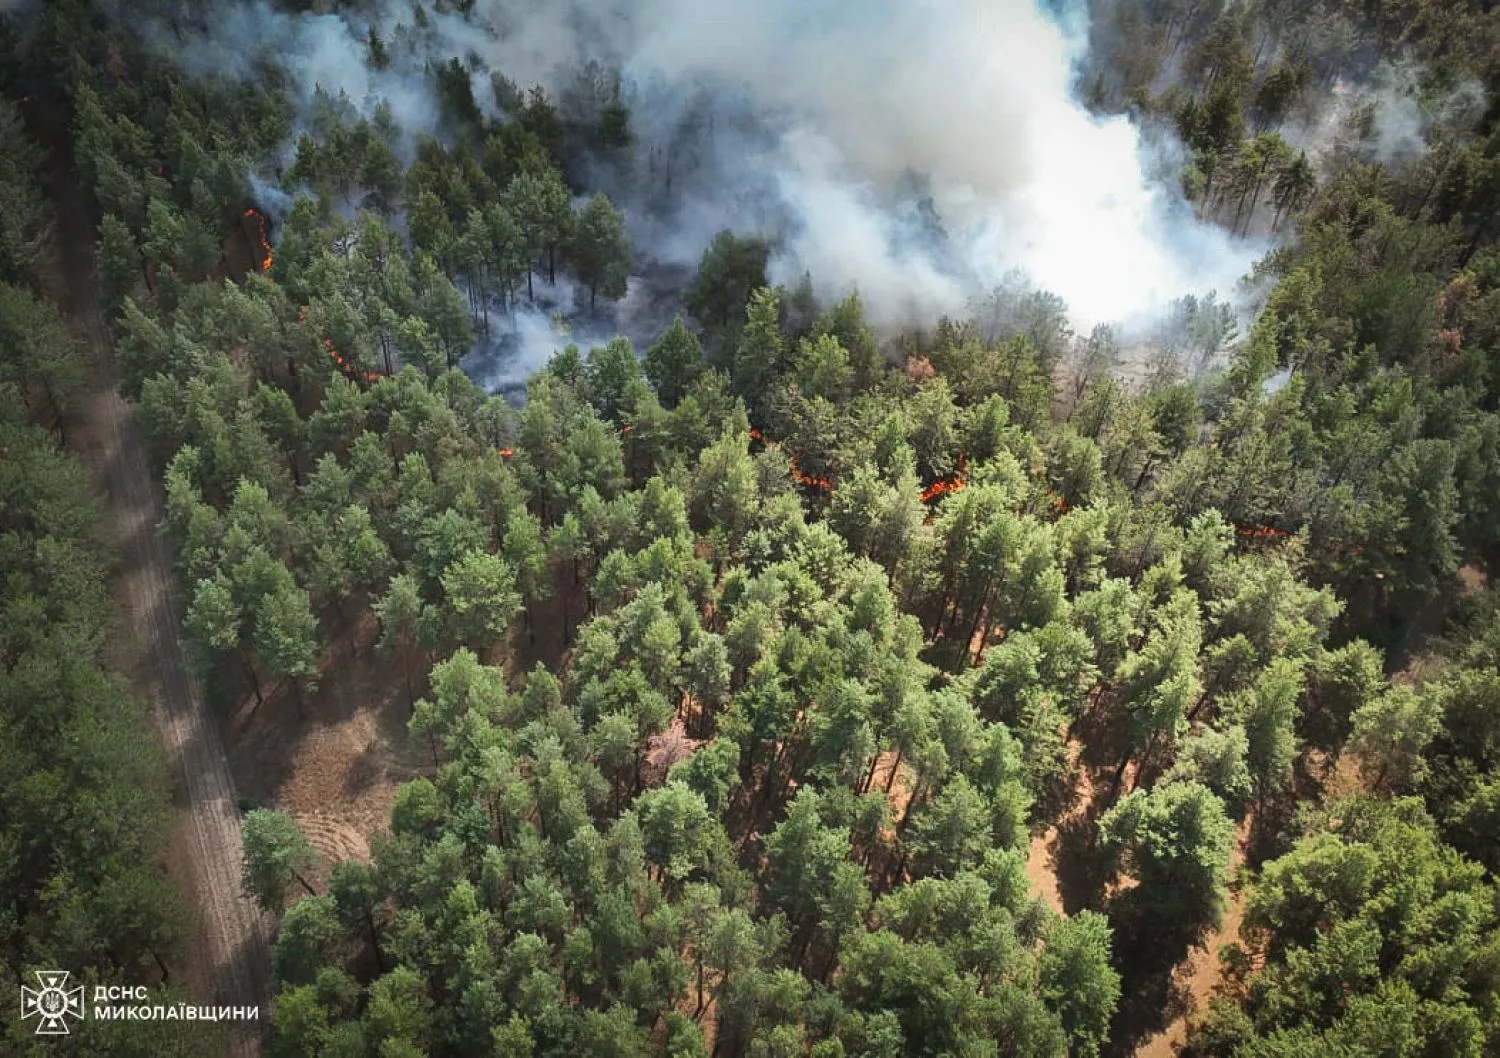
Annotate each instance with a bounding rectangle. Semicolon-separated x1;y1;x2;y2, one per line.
223;616;424;883
1023;738;1100;914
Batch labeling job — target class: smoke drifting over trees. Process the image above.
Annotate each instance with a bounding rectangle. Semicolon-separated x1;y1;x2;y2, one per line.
141;0;1267;335
9;0;1500;1055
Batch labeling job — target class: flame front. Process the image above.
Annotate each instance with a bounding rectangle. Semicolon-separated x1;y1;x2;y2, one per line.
245;208;273;272
244;208;389;386
920;454;968;503
1234;524;1293;540
294;306;385;384
321;336;383;384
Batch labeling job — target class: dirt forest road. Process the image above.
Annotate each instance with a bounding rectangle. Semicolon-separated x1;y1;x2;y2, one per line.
39;100;271;1056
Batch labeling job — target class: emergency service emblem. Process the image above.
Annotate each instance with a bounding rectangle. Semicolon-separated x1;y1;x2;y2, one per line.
21;971;84;1034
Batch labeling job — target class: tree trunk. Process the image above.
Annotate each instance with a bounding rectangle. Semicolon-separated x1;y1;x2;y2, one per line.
331;597;351;656
890;850;909;889
960;577;997;650
885;747;904;794
899;773;925;829
1133;454;1157;494
1241;182;1265;236
1461;212;1497;267
1112;751;1131;797
931;578;954;638
976;600;1010;665
1408;160;1446;220
242;655;262;705
366;912;385;972
1133;524;1160;577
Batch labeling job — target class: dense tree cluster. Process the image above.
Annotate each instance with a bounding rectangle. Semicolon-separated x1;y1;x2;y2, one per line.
1184;796;1498;1057
0;261;202;1055
3;0;1500;1055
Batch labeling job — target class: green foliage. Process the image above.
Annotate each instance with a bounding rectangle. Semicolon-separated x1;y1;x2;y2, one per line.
686;230;770;338
0;284;87;429
570;192;631;309
0;101;51;286
1193;797;1499;1057
52;13;1500;1054
1099;781;1235;938
1040;912;1121;1058
1347;686;1442;793
241;809;318;912
643;317;706;408
0;417;182;1017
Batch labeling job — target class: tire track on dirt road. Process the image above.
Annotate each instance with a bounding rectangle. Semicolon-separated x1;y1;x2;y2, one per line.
40;102;271;1056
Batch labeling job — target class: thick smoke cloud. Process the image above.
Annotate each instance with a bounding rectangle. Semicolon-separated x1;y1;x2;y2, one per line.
460;271;691;393
473;0;1264;330
140;0;1267;346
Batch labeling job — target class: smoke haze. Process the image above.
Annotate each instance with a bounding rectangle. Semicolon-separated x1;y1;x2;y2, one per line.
1292;60;1488;174
475;0;1265;329
139;0;1270;341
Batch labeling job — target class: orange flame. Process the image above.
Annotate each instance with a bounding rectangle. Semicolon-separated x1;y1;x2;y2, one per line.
745;427;831;491
919;477;962;502
1234;524;1293;541
297;307;385;385
920;453;968;503
747;425;973;500
498;447;514;458
1225;523;1367;558
243;212;385;386
791;459;834;491
1231;523;1363;556
244;207;273;272
322;336;383;384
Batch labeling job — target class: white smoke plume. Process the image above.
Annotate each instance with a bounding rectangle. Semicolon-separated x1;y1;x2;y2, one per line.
474;0;1264;330
136;0;1267;337
1364;62;1487;165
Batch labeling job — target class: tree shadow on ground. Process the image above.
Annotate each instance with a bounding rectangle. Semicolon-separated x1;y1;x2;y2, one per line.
1051;808;1114;914
1101;893;1218;1058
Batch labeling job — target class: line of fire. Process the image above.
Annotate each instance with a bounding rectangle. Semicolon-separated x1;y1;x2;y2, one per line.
245;207;1323;549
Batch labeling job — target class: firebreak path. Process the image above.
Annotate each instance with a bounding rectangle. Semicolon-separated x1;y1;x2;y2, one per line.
42;102;271;1056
